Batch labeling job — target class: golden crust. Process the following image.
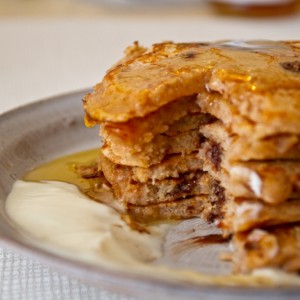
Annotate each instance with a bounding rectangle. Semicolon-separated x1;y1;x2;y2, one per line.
84;41;300;127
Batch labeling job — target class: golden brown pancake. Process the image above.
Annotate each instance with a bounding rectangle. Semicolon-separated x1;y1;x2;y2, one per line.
82;40;300;273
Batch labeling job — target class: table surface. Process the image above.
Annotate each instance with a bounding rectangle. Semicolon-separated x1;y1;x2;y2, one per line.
0;1;300;299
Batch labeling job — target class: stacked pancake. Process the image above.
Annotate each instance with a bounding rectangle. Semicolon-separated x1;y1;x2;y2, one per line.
83;41;300;273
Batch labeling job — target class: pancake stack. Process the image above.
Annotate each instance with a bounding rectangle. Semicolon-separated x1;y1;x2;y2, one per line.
83;40;300;273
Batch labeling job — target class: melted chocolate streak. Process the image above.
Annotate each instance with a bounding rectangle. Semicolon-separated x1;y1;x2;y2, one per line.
187;234;230;246
170;234;230;256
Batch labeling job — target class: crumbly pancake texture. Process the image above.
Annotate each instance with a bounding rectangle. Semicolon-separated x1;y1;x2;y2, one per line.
82;40;300;274
233;225;300;273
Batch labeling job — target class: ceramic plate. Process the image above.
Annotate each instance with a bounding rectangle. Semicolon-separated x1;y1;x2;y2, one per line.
0;90;299;300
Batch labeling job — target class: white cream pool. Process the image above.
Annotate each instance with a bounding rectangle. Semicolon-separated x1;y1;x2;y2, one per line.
6;179;300;287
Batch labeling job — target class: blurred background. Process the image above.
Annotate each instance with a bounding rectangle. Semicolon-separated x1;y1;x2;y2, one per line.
0;1;300;299
0;0;299;113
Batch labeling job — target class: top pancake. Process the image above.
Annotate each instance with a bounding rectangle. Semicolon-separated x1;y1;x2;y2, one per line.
84;41;300;135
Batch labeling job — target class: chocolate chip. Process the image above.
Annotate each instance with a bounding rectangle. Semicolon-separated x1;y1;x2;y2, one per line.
244;241;259;251
212;180;225;204
170;176;197;198
186;205;195;211
210;143;222;171
280;61;300;73
181;51;197;59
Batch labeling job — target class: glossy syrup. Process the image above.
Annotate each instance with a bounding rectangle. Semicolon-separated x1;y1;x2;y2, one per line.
23;148;100;193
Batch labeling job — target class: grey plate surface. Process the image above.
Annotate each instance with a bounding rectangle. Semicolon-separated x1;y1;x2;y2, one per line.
0;90;299;300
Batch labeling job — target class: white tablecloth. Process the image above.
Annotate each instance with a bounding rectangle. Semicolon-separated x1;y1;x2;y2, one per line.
0;248;133;300
0;14;299;300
